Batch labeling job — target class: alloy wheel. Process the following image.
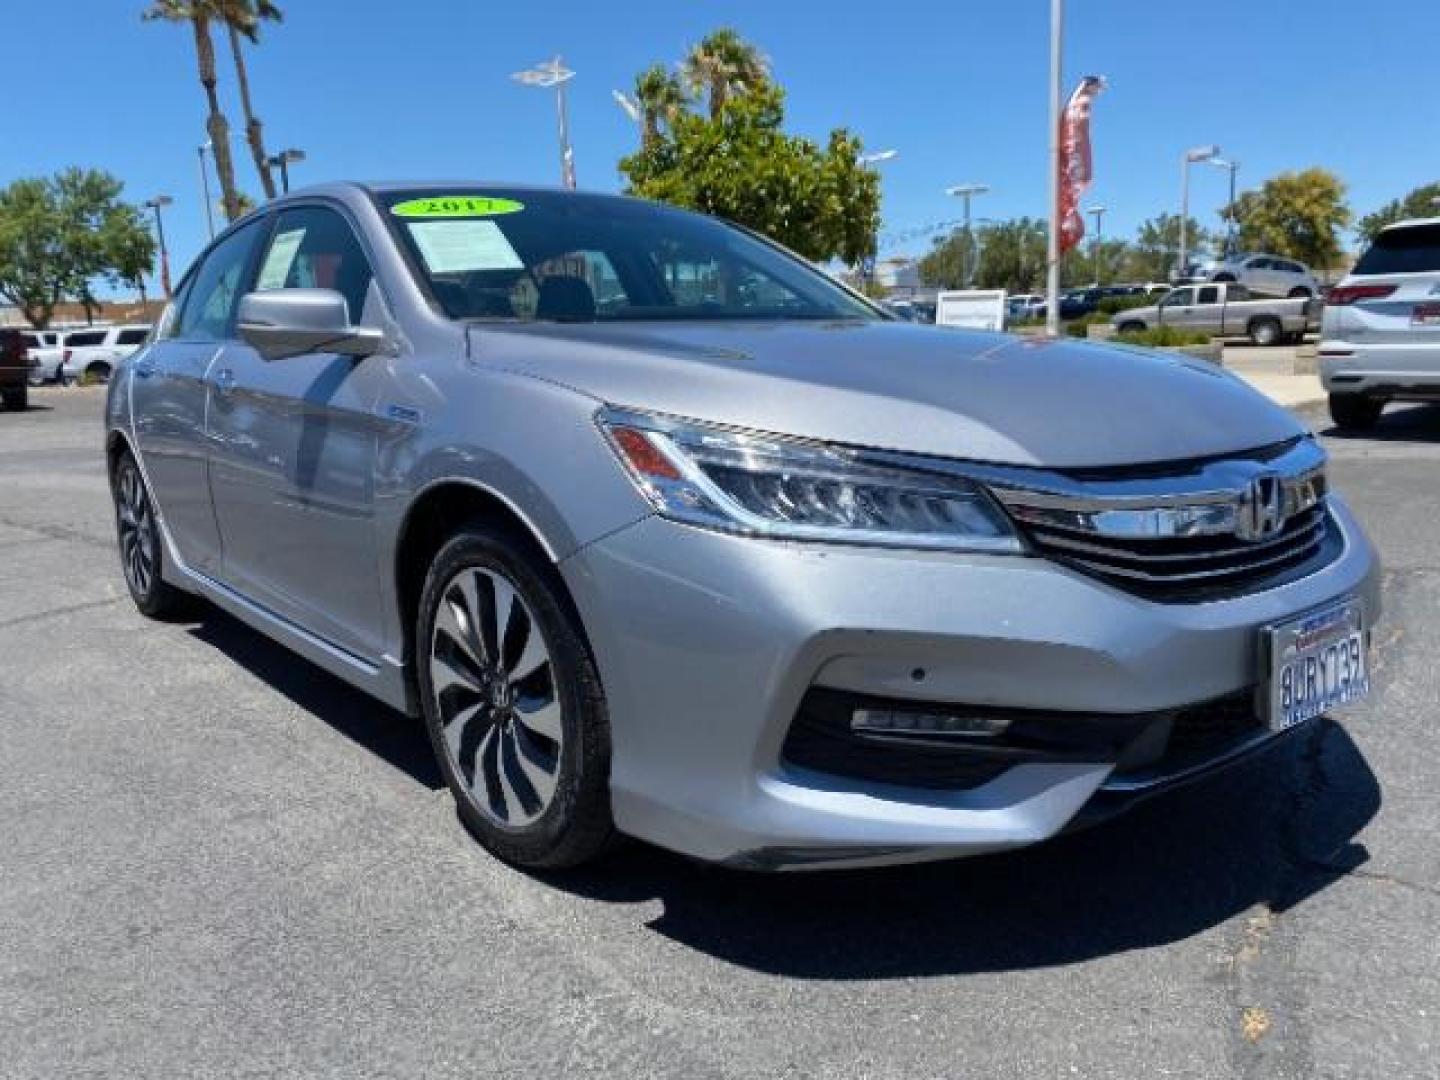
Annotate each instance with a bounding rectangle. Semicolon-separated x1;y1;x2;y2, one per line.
116;464;156;597
429;566;563;828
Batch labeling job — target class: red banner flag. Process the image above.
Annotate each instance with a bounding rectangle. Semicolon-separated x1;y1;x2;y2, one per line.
1057;76;1106;256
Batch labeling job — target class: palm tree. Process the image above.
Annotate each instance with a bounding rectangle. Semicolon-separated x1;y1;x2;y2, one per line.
143;1;244;221
681;29;769;119
633;64;688;149
217;0;282;200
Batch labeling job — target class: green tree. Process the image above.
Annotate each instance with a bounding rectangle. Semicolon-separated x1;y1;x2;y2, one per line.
0;170;156;328
681;28;769;119
633;63;689;151
620;82;880;266
144;1;245;221
218;0;283;200
1227;168;1350;274
1356;181;1440;243
1122;213;1210;282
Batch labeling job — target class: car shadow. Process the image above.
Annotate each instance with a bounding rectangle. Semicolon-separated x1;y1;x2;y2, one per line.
1321;401;1440;442
181;605;1379;980
539;719;1379;978
185;607;443;791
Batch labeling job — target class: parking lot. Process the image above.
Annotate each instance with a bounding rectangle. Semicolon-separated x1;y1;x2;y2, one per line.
2;386;1437;1078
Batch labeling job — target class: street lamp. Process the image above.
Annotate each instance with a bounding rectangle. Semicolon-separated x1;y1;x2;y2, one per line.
143;195;175;300
1179;144;1220;280
1087;205;1107;285
513;56;577;189
945;183;990;286
1208;156;1240;255
197;141;215;240
266;148;306;195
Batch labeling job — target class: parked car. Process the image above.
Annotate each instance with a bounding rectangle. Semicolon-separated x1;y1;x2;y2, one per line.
61;324;151;384
1007;293;1045;320
20;329;64;384
1207;253;1319;298
1112;282;1316;345
1319;217;1440;430
107;182;1378;871
1;328;34;410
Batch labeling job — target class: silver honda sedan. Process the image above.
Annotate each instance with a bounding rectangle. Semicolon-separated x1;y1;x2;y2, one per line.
106;183;1379;870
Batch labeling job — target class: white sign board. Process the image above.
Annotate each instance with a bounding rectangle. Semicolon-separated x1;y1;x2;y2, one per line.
935;290;1008;331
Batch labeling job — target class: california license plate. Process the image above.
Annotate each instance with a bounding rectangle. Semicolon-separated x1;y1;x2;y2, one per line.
1266;599;1368;730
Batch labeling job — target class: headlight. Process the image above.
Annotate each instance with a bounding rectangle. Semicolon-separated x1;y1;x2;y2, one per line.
598;408;1021;552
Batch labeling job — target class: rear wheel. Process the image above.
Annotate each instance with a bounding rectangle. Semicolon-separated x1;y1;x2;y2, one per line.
1;386;26;411
1249;317;1283;347
112;451;186;617
417;526;614;869
85;362;112;385
1328;393;1384;431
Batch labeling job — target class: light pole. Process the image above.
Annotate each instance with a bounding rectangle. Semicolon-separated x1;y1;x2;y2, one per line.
1087;205;1106;285
197;141;215;240
945;183;990;287
858;151;897;289
1045;0;1064;335
144;195;175;300
1179;144;1220;280
1208;156;1239;255
266;148;306;195
513;57;577;189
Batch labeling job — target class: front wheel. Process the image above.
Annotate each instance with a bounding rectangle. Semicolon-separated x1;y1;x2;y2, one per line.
1328;393;1384;431
1117;320;1146;335
417;526;615;869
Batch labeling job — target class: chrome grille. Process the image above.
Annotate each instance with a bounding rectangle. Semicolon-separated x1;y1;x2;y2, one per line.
983;439;1338;600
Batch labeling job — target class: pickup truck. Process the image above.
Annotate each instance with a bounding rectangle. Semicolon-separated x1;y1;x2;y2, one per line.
1111;282;1317;346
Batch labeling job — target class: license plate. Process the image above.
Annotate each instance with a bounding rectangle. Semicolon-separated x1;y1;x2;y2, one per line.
1265;599;1368;730
1411;302;1440;326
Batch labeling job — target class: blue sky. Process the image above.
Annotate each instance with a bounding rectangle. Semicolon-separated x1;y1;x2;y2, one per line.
6;0;1436;289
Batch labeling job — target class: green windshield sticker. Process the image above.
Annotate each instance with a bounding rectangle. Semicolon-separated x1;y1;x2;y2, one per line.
390;196;524;218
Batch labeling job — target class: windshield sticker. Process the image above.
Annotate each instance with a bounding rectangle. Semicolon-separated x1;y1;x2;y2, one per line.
256;227;305;290
391;196;525;219
408;220;524;274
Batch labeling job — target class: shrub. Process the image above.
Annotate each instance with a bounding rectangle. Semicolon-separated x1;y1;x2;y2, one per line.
1097;294;1154;315
1115;325;1212;348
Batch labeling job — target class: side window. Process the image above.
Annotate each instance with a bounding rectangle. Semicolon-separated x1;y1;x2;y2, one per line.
1197;285;1219;304
254;206;374;323
1247;257;1269;270
64;330;106;348
176;219;265;341
117;328;149;346
1164;288;1195;307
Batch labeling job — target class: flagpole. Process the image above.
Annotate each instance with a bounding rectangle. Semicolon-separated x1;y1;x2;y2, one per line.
1045;0;1063;337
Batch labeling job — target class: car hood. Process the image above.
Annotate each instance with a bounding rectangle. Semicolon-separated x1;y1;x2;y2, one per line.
471;320;1303;468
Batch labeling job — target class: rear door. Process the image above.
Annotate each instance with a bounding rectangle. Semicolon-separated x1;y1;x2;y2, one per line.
205;202;389;658
130;218;267;575
1329;224;1440;344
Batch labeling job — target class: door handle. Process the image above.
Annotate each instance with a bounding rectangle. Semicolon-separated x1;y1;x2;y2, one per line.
213;368;237;395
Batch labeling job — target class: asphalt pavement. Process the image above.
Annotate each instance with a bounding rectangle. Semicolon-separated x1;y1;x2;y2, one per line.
1;387;1437;1079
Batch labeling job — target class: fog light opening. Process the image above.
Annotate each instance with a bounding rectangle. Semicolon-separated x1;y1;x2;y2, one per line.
850;708;1012;738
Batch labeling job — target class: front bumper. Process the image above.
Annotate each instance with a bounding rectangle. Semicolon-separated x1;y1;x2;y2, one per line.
1320;339;1440;397
560;496;1380;869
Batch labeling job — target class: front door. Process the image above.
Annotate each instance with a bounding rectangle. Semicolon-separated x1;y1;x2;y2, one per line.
206;204;389;659
130;218;267;575
1157;286;1198;329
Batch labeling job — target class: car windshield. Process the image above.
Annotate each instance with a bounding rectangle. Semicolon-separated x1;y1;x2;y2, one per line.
378;189;879;323
1353;224;1440;275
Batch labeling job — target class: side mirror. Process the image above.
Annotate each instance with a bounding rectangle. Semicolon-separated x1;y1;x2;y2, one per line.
236;288;384;361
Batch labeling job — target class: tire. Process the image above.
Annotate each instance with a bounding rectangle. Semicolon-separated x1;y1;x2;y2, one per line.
111;451;186;617
1;386;26;411
1288;286;1313;299
86;362;112;385
1328;393;1384;431
416;525;614;869
1117;321;1145;334
1249;317;1283;347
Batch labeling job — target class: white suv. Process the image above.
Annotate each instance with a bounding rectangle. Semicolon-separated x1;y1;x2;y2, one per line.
1208;253;1319;298
1320;218;1440;430
59;325;151;384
